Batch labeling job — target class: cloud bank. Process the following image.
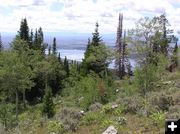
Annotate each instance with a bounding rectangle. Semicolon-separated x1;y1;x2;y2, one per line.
0;0;180;34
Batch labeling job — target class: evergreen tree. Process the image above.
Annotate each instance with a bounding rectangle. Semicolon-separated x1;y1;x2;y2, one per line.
158;13;169;56
33;27;44;51
18;18;29;43
172;38;178;66
0;33;3;52
92;22;101;46
64;56;69;76
52;37;57;55
34;29;38;45
82;23;111;76
29;29;34;49
48;45;51;55
37;27;44;45
58;52;61;63
42;85;55;118
87;38;91;49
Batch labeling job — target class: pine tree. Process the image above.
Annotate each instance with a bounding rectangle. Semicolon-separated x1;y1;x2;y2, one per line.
0;33;3;52
37;27;44;45
58;52;61;63
92;22;101;46
84;38;91;59
34;29;38;46
29;29;33;49
64;56;69;76
52;37;57;55
48;45;51;55
172;38;178;66
82;22;110;75
42;85;55;118
87;38;91;51
158;13;169;56
18;18;29;43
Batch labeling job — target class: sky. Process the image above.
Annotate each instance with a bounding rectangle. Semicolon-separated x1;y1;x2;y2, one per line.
1;0;180;34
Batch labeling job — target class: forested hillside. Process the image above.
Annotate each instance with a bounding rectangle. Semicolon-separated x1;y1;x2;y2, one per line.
0;13;179;134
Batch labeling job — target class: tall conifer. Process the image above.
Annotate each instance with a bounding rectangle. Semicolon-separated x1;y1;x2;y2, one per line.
0;33;3;52
52;37;57;55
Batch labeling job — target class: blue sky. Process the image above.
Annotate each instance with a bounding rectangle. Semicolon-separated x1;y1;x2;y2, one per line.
0;0;180;34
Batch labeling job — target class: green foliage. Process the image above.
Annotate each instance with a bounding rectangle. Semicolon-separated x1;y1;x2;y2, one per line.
102;104;112;114
172;42;179;66
134;64;158;96
149;93;173;111
48;120;65;134
83;44;112;75
82;23;113;76
64;56;69;76
117;96;144;114
0;50;34;100
18;18;29;43
101;118;115;128
0;102;15;128
42;86;55;118
150;111;165;127
56;107;82;132
47;55;66;94
112;106;126;116
81;112;104;125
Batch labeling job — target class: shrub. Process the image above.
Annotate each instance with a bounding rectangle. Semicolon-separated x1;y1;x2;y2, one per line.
101;118;114;128
0;103;15;128
166;105;180;119
134;64;158;96
42;86;55;118
55;107;82;132
48;120;64;134
119;96;144;114
81;112;104;125
150;111;165;128
115;116;127;125
89;102;103;112
149;93;173;111
102;104;113;114
112;106;126;116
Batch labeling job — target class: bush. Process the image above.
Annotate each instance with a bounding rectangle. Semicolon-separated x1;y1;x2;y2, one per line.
166;105;180;119
150;111;165;128
102;104;113;114
134;64;158;96
115;116;127;125
89;102;103;112
101;118;116;128
149;93;173;111
81;112;104;125
42;86;55;118
55;107;82;132
0;103;15;128
118;96;144;114
48;120;64;134
112;106;126;116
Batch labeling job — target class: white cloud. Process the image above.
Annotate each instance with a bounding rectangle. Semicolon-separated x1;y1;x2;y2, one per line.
0;0;180;35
